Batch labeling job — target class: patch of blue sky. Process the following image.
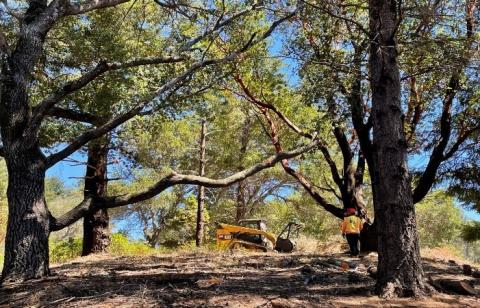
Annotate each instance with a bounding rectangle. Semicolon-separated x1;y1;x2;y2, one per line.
46;150;86;188
268;33;300;87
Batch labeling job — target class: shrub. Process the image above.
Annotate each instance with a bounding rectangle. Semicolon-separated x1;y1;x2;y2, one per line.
109;233;155;256
49;233;155;263
50;238;82;263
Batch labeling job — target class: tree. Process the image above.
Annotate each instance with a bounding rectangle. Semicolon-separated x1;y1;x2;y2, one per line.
367;0;429;297
276;0;480;258
41;3;174;255
0;0;304;282
196;119;206;247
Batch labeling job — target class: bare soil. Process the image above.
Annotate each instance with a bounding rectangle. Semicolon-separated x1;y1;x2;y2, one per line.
1;251;479;307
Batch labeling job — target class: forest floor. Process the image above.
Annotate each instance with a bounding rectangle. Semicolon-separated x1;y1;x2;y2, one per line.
1;250;479;307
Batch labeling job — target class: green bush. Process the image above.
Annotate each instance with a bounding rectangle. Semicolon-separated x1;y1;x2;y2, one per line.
50;238;82;263
416;190;463;248
109;233;155;256
49;233;155;264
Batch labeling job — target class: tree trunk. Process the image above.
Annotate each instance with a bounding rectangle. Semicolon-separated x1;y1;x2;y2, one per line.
196;120;206;247
368;0;428;298
236;182;247;222
82;138;110;255
1;148;50;282
0;13;54;281
235;117;251;223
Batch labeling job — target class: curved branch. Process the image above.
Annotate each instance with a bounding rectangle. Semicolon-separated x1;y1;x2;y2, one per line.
49;139;321;230
235;75;313;139
177;1;263;52
50;198;93;231
235;74;345;192
262;109;343;219
238;81;344;219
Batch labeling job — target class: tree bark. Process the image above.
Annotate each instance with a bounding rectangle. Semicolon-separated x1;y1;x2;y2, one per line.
82;138;110;255
368;0;428;298
195;120;206;247
1;148;50;282
0;2;54;281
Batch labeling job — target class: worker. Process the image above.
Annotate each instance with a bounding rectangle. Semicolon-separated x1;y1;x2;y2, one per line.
341;207;363;256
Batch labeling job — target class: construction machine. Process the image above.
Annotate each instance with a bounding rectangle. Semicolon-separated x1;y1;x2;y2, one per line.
216;219;302;253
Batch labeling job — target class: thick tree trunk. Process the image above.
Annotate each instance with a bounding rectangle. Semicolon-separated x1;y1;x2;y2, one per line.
196;120;206;247
0;10;54;281
1;149;50;282
82;138;110;255
368;0;428;298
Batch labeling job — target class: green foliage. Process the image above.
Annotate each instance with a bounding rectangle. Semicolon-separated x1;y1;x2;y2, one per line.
462;221;480;242
45;176;70;200
50;233;155;263
448;164;480;213
50;238;83;263
109;233;155;256
416;190;464;248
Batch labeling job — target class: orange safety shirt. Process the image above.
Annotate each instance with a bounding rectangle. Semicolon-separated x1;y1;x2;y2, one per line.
341;215;363;234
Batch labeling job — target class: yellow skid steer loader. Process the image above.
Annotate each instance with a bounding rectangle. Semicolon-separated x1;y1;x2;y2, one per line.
216;219;302;253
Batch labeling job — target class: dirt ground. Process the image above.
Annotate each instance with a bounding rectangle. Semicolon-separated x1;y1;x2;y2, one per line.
0;251;479;307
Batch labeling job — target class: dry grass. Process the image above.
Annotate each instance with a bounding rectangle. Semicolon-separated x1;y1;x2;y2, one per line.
421;246;480;267
296;235;347;255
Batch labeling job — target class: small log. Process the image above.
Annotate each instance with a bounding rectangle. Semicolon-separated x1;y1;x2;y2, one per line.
432;278;478;296
463;264;472;276
300;265;314;275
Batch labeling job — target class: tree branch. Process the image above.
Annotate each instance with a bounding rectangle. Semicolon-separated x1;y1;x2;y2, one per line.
50;198;93;231
177;1;263;52
412;0;477;203
46;107;102;124
443;125;480;160
32;56;185;126
63;0;131;16
333;127;353;177
44;12;295;168
235;74;345;191
236;78;344;219
301;0;369;36
50;139;321;230
234;75;313;139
